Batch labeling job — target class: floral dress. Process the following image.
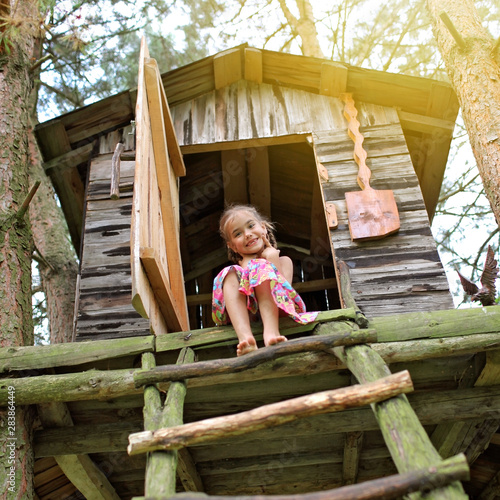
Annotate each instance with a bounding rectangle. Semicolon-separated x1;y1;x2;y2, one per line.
212;258;318;326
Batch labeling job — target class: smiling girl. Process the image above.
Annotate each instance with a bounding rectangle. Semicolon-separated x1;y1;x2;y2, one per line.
212;204;318;356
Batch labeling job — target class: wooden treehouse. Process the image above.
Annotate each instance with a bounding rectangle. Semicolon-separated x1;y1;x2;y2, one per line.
2;41;500;499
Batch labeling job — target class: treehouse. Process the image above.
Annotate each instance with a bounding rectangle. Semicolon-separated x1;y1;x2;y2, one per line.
3;41;500;499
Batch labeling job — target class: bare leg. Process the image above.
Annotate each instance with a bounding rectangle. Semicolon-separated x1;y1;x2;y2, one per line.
255;281;287;347
223;271;257;356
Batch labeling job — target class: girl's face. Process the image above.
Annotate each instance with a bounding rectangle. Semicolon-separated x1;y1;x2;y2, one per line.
225;211;267;257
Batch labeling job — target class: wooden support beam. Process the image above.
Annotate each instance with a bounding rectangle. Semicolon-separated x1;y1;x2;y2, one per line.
36;120;86;252
432;350;500;461
332;344;468;500
42;143;94;174
335;260;368;328
221;149;248;205
247;146;271;217
478;468;500;500
55;456;120;500
0;335;155;373
342;431;363;485
130;454;469;500
214;48;242;89
128;371;413;455
37;402;120;500
8;331;500;410
244;48;263;84
319;62;348;97
140;247;185;332
33;385;500;457
134;330;376;387
370;305;500;343
142;348;203;496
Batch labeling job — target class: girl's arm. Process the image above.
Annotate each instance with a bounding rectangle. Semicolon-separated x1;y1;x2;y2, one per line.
259;236;293;283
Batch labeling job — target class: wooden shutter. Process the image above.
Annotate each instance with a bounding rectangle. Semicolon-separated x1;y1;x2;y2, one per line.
131;37;189;333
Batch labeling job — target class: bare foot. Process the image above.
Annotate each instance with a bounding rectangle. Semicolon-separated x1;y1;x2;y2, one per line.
264;334;287;347
236;337;258;356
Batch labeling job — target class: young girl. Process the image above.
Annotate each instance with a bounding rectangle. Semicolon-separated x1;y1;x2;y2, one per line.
212;204;318;356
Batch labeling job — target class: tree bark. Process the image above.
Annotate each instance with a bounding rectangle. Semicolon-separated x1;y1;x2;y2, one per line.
0;0;38;496
28;33;78;345
277;0;324;58
28;146;78;344
426;0;500;225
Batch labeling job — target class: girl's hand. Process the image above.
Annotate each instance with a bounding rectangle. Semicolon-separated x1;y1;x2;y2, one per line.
258;235;280;262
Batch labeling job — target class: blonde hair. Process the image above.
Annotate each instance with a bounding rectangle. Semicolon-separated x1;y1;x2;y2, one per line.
219;204;277;263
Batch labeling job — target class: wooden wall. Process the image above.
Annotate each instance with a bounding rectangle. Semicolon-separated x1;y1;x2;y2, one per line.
172;81;454;318
75;80;453;339
75;129;151;341
314;122;454;317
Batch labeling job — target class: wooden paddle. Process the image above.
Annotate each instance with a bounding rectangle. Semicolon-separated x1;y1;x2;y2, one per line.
341;93;400;242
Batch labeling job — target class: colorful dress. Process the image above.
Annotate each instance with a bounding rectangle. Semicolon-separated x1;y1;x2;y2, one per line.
212;258;318;326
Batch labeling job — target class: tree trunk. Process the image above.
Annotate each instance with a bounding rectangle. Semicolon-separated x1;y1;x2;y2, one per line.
0;0;38;496
28;141;78;344
28;35;78;345
277;0;324;58
426;0;500;225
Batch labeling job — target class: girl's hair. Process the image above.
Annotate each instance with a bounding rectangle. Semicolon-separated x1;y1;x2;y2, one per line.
219;204;277;263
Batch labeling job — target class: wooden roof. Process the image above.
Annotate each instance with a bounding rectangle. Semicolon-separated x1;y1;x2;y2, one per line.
35;44;459;254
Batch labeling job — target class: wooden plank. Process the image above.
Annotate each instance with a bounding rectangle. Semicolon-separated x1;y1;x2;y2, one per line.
130;38;175;336
37;402;120;500
146;58;186;178
143;348;203;495
244;48;262;84
221;149;248;204
247;146;271;217
127;371;413;454
33;386;500;456
214;48;242;89
36;120;86;252
342;431;364;485
320;62;348;97
332;344;468;499
42;143;93;173
432;350;500;461
143;58;189;330
0;336;154;372
140;247;187;333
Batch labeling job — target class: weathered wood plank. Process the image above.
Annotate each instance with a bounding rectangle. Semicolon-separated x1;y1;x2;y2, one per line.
144;348;200;496
332;344;467;499
33;386;500;457
131;454;469;500
127;371;414;454
0;336;154;372
140;247;186;333
37;402;121;500
342;431;364;485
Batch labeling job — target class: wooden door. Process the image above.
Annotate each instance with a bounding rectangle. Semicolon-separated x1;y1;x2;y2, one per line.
131;38;189;333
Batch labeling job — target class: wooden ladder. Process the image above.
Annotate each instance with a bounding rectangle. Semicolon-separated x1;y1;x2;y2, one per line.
128;263;470;500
